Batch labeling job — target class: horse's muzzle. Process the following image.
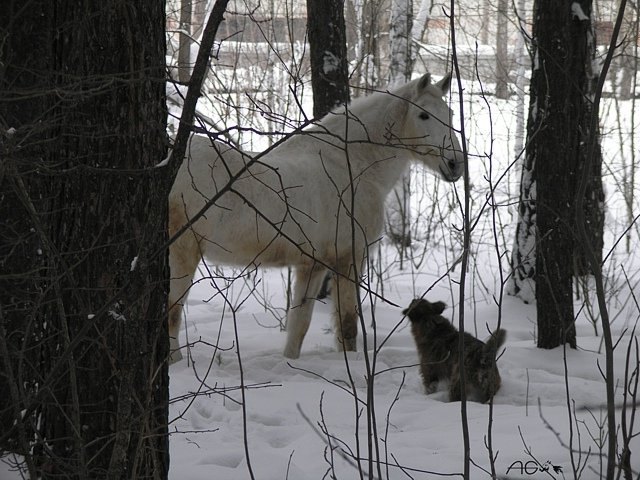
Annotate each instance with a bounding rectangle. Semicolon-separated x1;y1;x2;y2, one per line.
440;156;464;182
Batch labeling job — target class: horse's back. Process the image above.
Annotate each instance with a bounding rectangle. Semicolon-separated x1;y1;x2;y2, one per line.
170;136;329;265
170;134;386;268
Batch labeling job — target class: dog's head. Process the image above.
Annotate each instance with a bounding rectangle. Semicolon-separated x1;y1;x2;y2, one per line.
403;299;447;324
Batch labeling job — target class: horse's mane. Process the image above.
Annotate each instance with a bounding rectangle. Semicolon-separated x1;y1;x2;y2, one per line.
309;78;419;147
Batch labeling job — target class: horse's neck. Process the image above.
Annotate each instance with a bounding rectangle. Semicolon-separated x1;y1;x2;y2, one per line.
316;96;412;194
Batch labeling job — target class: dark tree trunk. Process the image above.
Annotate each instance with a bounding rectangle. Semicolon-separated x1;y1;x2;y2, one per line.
0;2;169;478
574;4;604;276
525;0;603;349
306;0;350;118
532;0;577;346
306;0;350;299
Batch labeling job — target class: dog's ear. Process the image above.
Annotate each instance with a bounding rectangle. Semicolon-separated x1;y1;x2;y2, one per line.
430;301;446;315
484;328;506;354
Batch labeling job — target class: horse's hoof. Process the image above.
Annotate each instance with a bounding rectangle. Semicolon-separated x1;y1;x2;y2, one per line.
338;337;357;352
282;345;300;359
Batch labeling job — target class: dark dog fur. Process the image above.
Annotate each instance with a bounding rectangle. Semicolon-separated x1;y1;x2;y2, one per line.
403;298;506;403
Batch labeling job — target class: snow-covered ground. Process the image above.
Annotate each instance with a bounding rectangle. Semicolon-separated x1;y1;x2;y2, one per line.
163;248;639;480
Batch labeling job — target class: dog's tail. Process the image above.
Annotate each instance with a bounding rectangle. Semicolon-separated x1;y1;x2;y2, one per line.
484;328;506;354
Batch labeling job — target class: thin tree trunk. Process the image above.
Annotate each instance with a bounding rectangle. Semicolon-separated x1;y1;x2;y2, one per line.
481;0;491;45
389;0;412;87
386;0;413;255
353;0;383;92
509;140;537;303
513;0;527;159
495;0;510;99
508;0;534;302
409;0;430;71
178;0;194;83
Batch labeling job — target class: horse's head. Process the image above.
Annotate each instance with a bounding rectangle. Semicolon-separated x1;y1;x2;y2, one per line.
397;73;465;182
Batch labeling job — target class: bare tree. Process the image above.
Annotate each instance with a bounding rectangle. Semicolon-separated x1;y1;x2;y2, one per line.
0;1;169;477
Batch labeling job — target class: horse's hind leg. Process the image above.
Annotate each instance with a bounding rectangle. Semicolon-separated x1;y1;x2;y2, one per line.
331;263;360;352
283;263;327;359
168;205;201;363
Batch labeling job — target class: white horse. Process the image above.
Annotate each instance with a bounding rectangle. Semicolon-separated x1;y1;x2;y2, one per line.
168;73;464;361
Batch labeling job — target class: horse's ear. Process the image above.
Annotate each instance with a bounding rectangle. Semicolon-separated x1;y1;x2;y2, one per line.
417;73;432;91
435;73;452;95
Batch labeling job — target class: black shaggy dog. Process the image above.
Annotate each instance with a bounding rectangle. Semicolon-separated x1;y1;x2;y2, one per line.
403;298;506;403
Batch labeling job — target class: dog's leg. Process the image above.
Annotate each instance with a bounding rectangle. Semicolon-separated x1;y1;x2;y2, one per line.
424;374;440;394
449;382;462;402
418;363;439;394
283;263;327;359
448;364;462;401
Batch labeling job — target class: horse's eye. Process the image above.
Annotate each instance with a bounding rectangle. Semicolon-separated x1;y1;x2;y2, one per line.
419;112;430;120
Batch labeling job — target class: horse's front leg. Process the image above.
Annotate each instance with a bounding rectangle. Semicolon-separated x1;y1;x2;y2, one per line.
331;261;360;352
283;263;327;359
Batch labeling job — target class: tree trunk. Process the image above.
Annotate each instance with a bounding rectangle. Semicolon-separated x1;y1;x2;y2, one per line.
533;0;576;349
495;0;510;99
0;2;169;478
511;0;604;349
386;0;414;255
513;0;528;159
352;0;383;93
509;135;537;304
574;10;604;276
409;0;431;71
389;0;412;87
306;0;350;299
508;0;534;302
178;0;194;83
306;0;350;118
481;0;491;45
